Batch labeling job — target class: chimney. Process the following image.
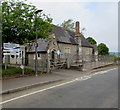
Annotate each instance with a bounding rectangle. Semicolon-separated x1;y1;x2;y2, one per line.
75;21;80;37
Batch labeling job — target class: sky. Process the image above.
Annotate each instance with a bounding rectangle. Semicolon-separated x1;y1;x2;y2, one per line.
24;0;118;52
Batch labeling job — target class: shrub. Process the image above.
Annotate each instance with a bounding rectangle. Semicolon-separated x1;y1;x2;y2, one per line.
2;65;35;76
114;55;119;62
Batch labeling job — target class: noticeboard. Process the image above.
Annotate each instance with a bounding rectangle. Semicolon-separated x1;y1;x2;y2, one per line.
3;43;20;55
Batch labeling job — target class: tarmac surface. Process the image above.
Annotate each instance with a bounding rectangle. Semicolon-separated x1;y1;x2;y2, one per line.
1;64;118;95
2;65;118;108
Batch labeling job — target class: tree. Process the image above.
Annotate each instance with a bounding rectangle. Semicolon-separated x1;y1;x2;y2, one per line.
86;37;97;45
2;0;53;44
97;43;109;55
113;55;119;62
59;19;75;31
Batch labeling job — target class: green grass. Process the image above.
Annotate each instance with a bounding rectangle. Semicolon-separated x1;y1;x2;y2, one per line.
2;65;35;76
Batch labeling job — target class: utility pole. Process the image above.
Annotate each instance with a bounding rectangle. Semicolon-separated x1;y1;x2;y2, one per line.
35;10;43;76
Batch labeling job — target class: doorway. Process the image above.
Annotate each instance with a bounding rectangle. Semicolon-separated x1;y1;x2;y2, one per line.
51;51;55;60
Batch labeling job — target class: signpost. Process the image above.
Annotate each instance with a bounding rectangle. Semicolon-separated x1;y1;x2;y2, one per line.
3;43;20;56
20;65;24;76
3;43;23;71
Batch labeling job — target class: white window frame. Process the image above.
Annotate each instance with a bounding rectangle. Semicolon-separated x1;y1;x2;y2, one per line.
64;47;70;54
34;53;41;59
37;53;41;59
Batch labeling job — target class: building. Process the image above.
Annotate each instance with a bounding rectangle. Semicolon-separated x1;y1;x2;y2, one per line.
26;21;96;72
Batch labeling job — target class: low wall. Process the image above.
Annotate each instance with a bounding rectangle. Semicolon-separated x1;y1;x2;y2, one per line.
82;61;114;71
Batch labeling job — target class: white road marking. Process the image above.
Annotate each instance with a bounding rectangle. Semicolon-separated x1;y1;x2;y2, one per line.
75;76;91;81
1;67;117;105
81;76;91;80
1;79;79;105
91;68;117;76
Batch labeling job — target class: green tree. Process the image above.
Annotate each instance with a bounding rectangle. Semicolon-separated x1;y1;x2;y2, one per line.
60;19;75;31
86;37;97;45
2;0;53;44
113;55;119;62
97;43;109;55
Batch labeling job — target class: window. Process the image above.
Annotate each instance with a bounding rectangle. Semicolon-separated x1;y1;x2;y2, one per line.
64;48;70;54
38;53;41;59
34;54;41;59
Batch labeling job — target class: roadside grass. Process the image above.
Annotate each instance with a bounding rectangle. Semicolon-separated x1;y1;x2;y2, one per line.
1;65;36;78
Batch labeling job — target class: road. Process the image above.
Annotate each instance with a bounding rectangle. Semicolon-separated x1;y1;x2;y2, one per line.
2;67;118;108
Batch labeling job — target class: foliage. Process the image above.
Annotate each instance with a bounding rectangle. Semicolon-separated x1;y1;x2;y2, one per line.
2;0;53;44
86;37;97;45
2;65;35;76
59;19;75;31
97;43;109;55
113;55;119;62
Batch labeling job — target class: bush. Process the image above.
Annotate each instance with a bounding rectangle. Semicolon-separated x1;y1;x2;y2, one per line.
114;55;119;62
24;68;35;74
2;65;35;76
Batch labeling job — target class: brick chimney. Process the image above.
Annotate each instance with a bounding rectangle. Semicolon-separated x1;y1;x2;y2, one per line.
75;21;80;37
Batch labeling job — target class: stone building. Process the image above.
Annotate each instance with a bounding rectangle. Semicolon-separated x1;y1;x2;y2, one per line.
26;21;96;72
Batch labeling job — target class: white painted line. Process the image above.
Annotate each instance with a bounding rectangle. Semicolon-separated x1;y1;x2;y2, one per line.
0;79;79;105
91;68;117;76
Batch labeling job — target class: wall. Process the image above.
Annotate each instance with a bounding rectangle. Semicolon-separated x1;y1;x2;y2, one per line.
28;53;47;67
82;47;93;61
58;43;78;58
58;43;93;62
27;53;47;72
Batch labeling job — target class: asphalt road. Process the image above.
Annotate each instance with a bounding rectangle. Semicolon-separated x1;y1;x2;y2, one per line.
2;67;118;108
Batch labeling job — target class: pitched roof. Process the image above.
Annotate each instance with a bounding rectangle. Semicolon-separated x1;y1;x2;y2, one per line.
52;25;93;48
27;25;93;53
50;25;77;45
27;39;48;53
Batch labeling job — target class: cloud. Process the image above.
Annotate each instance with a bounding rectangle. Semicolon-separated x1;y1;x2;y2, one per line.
25;0;119;2
25;1;118;52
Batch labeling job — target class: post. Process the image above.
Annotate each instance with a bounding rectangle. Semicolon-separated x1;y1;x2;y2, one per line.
67;58;70;69
34;10;43;76
35;20;38;76
22;51;24;76
47;52;50;73
5;55;7;70
22;67;24;76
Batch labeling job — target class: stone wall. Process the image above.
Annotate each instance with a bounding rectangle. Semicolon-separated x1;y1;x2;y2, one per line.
27;53;47;72
58;43;78;58
58;43;93;65
82;47;93;61
28;53;47;66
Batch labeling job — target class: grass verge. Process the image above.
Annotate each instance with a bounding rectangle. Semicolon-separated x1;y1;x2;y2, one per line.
1;65;36;79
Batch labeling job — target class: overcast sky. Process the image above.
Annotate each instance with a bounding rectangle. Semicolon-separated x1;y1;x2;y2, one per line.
25;0;118;52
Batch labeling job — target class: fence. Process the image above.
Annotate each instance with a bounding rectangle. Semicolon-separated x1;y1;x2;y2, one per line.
2;56;67;73
2;54;116;75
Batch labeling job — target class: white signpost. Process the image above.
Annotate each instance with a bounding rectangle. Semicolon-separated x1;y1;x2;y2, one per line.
20;65;24;76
